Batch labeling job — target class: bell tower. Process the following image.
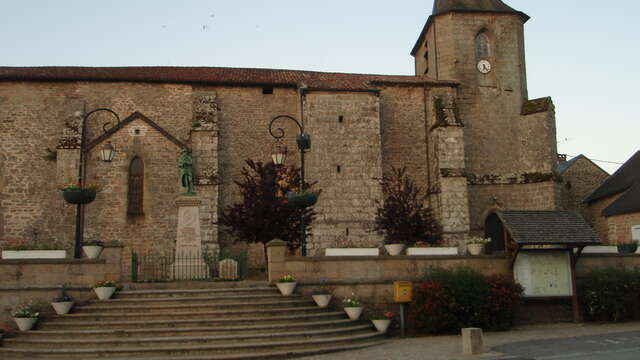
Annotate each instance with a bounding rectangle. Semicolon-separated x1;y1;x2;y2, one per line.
412;1;561;232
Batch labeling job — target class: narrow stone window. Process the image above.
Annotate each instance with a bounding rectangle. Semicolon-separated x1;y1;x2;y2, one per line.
127;156;144;216
475;32;490;60
262;87;274;95
338;116;344;123
423;41;429;73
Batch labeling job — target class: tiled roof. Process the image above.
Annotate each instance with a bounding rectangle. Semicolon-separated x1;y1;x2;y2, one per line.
556;154;583;174
602;182;640;217
585;151;640;203
0;66;458;90
496;211;601;245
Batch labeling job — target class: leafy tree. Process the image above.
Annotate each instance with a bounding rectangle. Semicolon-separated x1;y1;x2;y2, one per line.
217;160;317;265
372;166;441;246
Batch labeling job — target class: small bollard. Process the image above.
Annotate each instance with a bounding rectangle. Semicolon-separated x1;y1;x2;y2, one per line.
462;328;484;355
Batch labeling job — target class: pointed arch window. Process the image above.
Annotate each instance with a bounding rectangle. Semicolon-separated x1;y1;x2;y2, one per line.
475;32;490;60
127;157;144;216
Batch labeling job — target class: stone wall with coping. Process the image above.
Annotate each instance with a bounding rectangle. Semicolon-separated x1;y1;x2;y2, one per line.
0;245;123;327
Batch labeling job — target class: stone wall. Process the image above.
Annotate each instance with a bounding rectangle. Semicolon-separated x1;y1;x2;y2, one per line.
588;194;622;243
561;157;609;222
304;91;384;253
604;213;640;244
0;245;123;326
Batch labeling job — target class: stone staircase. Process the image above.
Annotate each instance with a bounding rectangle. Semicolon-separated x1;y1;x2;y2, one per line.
0;284;385;359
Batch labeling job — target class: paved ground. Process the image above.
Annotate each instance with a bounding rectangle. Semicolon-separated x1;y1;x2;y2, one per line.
300;321;640;360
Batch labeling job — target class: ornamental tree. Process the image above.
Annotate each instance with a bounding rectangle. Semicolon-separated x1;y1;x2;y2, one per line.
372;166;442;246
217;160;318;264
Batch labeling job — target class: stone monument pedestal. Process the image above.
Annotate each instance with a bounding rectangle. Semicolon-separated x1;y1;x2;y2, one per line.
171;195;209;280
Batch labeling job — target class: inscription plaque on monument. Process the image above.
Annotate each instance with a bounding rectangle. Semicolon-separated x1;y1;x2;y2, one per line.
514;251;572;297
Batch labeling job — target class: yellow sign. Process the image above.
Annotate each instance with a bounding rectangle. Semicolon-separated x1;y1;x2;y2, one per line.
394;281;412;303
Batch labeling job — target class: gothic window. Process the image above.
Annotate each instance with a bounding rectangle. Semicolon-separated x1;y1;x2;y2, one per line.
475;32;490;60
127;157;144;216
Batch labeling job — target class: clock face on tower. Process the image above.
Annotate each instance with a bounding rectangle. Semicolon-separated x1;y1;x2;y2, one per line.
477;59;492;74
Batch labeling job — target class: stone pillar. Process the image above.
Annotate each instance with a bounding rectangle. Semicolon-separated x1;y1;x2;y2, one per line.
172;196;208;279
267;239;287;283
462;328;484;355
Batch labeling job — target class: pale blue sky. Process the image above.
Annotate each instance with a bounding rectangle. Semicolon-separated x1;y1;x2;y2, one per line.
2;0;637;173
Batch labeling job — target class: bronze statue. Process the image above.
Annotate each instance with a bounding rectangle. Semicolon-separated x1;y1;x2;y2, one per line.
178;150;196;195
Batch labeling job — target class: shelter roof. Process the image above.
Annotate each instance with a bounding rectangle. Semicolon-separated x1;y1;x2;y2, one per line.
0;66;458;91
585;151;640;203
495;211;600;245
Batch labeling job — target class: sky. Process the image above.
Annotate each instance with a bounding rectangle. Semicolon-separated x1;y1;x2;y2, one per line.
1;0;638;174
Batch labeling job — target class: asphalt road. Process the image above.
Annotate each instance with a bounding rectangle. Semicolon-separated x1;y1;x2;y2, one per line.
493;330;640;360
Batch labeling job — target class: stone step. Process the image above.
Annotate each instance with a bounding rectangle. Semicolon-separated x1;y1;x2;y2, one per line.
0;331;384;358
0;339;386;360
75;298;314;313
15;318;358;339
38;311;348;330
46;306;326;322
2;324;374;349
115;287;278;299
90;293;299;306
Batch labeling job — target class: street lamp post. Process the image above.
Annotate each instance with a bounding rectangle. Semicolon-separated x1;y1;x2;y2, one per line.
268;115;311;256
73;108;120;258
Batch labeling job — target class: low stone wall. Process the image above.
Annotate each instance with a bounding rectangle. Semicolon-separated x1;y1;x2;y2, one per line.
267;240;640;326
0;245;123;328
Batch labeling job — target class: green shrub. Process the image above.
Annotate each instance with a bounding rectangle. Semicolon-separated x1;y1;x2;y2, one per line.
412;266;523;334
578;267;640;322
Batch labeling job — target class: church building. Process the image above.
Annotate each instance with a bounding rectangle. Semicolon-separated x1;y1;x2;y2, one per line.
0;0;570;263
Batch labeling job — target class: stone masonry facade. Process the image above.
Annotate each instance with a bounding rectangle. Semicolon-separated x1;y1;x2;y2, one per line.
0;1;574;266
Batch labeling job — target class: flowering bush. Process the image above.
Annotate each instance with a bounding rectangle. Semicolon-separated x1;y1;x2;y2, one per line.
412;266;523;334
13;305;39;318
93;280;117;288
278;274;296;283
579;267;640;322
59;183;99;192
343;293;361;308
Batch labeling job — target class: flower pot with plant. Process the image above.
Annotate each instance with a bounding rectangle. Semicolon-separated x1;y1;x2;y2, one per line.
384;241;405;256
407;241;458;256
311;278;333;308
276;274;297;295
343;294;363;320
325;236;380;256
13;305;39;331
93;280;117;300
60;183;98;205
372;167;443;255
467;236;491;255
51;290;74;315
369;311;394;333
617;241;638;254
82;240;105;259
1;238;67;259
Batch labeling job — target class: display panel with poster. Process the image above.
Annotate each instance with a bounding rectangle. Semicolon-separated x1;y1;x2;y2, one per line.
514;251;573;297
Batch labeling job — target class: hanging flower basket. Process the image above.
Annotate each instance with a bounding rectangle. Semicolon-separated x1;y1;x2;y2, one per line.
287;192;319;208
63;189;97;204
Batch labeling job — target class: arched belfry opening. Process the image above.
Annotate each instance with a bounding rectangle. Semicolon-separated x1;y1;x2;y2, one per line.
127;156;144;216
475;32;490;60
484;212;505;254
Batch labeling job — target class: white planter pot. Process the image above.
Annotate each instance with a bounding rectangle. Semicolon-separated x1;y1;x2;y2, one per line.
384;244;405;256
14;317;38;331
581;246;618;254
325;248;379;257
82;245;103;259
312;294;332;308
467;244;485;256
406;247;458;256
94;286;116;300
344;306;363;320
276;282;297;296
51;301;74;315
372;319;391;333
2;250;67;259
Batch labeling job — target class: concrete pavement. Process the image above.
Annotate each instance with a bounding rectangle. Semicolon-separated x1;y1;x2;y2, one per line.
300;321;640;360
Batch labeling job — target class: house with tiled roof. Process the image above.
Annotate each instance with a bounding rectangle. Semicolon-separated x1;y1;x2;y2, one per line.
585;151;640;243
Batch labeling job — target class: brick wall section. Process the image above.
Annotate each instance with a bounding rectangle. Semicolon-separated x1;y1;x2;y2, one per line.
303;91;384;253
605;213;640;244
588;194;622;243
561;158;609;222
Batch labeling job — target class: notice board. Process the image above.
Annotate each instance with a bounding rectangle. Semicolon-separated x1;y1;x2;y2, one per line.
514;251;573;297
